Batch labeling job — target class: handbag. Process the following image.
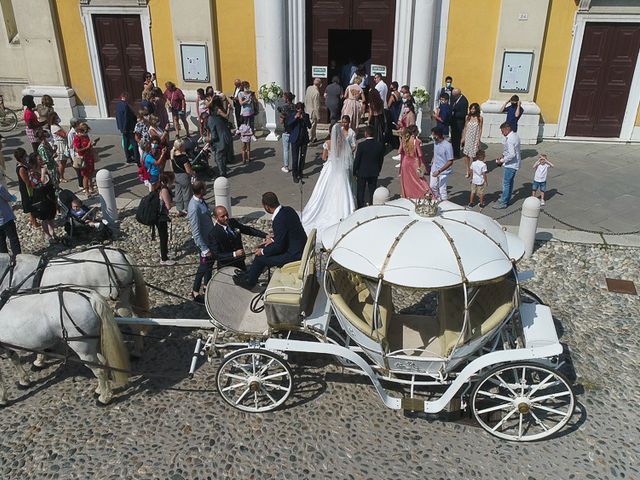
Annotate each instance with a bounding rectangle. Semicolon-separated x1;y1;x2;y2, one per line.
72;155;85;169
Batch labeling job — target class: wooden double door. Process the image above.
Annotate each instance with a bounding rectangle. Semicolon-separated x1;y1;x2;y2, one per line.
566;23;640;137
307;0;396;121
93;15;147;117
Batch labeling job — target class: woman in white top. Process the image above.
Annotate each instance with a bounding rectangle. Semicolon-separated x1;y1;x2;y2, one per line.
301;117;356;239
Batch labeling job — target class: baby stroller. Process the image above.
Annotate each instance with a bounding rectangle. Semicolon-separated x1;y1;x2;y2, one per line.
57;189;113;244
183;136;215;180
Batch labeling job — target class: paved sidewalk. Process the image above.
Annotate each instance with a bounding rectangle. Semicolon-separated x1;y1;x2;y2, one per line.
3;124;639;236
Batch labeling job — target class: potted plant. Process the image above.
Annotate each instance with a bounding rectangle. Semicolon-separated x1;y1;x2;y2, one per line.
258;82;284;141
411;86;431;137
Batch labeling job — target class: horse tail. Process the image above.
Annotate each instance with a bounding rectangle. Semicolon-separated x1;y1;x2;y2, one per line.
127;254;150;317
91;293;130;388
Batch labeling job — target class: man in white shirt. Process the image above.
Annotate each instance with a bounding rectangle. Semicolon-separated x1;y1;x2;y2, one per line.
304;78;322;143
493;122;522;209
373;74;388;108
430;127;454;200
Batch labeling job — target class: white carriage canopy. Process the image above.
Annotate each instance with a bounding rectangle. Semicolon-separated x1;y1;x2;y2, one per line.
321;199;525;289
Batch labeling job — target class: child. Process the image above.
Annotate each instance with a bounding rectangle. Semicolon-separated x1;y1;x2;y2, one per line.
70;198;102;228
532;154;554;206
469;150;487;209
51;124;70;182
196;88;208;137
238;122;253;164
432;92;451;136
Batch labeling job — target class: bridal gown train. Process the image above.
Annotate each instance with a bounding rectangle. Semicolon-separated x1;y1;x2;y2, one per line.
301;133;356;239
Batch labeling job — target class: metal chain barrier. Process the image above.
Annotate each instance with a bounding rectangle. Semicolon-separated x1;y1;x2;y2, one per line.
540;210;640;237
492;207;522;221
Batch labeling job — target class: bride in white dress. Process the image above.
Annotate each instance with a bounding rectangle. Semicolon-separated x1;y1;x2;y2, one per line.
301;119;356;237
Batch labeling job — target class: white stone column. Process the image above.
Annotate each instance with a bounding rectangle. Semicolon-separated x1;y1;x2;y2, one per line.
287;0;306;101
409;0;437;91
254;0;287;136
392;0;415;86
254;0;287;89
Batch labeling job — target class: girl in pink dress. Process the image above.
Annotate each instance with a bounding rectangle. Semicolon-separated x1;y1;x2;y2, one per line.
399;125;432;199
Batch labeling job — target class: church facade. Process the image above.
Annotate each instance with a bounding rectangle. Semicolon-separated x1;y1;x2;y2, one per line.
0;0;638;142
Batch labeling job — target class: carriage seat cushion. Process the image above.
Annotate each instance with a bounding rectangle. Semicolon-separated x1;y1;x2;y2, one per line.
263;229;317;306
328;268;392;341
264;270;303;305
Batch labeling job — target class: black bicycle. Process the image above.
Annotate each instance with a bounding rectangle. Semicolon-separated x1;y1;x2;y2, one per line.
0;95;19;133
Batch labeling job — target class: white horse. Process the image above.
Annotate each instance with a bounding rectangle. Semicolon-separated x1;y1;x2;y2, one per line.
0;246;151;358
0;287;130;405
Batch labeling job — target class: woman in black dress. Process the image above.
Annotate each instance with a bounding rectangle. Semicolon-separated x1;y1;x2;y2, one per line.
28;153;57;243
14;148;39;229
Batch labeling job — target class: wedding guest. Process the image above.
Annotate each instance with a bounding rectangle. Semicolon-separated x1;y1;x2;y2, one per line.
304;78;322;143
116;92;139;164
286;102;312;183
354;126;385;208
341;76;365;130
170;139;193;216
73;123;99;195
277;92;296;173
324;76;342;131
22;95;46;153
14;148;39;229
461;102;483;178
400;125;430;199
188;180;215;304
450;88;469;159
164;81;189;137
0;183;21;256
430;126;455;200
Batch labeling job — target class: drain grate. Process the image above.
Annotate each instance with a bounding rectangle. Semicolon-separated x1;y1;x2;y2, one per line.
605;278;637;295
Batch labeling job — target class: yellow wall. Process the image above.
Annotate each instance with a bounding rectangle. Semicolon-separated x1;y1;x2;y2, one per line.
53;0;95;105
214;0;257;94
535;0;577;124
636;107;640;126
148;0;177;87
442;0;501;104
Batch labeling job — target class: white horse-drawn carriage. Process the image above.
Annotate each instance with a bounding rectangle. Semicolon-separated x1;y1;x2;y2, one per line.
0;198;575;441
194;198;575;441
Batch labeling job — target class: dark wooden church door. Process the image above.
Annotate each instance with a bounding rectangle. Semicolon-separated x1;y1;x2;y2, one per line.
93;15;147;116
566;23;640;137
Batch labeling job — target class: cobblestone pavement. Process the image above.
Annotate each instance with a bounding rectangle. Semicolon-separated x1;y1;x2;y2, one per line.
0;211;638;479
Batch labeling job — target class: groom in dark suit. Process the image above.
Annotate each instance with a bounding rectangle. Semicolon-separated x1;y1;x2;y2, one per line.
233;192;308;289
209;206;267;270
353;126;385;208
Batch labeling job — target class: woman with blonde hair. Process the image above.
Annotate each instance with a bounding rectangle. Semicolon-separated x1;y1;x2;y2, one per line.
341;76;365;130
399;124;431;199
170;138;193;216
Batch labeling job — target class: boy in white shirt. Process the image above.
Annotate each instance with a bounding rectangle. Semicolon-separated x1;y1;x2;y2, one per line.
532;154;554;206
468;150;487;208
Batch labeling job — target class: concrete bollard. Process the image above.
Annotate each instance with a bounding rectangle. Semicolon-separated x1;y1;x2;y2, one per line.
372;186;390;205
96;169;118;231
518;196;541;258
214;176;231;216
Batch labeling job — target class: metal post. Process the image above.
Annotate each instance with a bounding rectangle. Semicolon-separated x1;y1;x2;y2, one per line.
96;169;118;231
214;176;231;216
518;197;541;258
372;186;390;205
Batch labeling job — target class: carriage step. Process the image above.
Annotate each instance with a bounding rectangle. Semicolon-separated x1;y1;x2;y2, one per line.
401;397;425;412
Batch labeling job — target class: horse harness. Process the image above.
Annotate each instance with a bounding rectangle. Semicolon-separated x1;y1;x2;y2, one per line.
0;255;50;310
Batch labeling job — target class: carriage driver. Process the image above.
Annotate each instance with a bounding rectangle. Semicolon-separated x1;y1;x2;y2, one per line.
208;206;268;271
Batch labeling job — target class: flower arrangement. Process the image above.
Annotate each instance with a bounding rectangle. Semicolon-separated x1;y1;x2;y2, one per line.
258;82;284;103
411;86;430;107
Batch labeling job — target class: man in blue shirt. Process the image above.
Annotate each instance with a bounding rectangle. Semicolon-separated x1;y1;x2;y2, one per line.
502;95;524;132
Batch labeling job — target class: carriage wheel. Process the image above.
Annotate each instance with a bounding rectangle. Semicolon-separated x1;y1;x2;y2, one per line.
216;349;293;413
471;362;575;441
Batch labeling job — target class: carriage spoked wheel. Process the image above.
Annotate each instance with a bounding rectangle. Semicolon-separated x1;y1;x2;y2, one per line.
471;362;575;441
216;349;294;413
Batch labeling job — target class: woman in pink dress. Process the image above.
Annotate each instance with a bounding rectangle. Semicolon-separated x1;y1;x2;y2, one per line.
399;125;431;199
341;77;365;130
